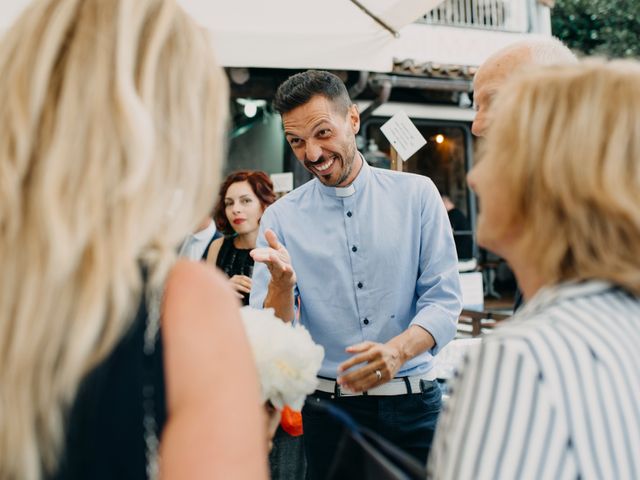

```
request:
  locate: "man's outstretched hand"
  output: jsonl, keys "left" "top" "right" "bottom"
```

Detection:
{"left": 250, "top": 229, "right": 296, "bottom": 289}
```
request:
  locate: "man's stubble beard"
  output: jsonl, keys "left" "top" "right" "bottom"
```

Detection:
{"left": 330, "top": 141, "right": 357, "bottom": 187}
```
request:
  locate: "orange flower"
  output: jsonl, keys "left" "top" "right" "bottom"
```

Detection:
{"left": 280, "top": 406, "right": 304, "bottom": 437}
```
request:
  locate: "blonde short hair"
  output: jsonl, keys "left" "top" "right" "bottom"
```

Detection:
{"left": 0, "top": 0, "right": 227, "bottom": 478}
{"left": 483, "top": 60, "right": 640, "bottom": 294}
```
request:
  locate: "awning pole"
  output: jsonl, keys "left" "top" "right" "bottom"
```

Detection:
{"left": 349, "top": 0, "right": 400, "bottom": 38}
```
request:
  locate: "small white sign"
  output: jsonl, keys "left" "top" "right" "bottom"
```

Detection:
{"left": 270, "top": 172, "right": 294, "bottom": 193}
{"left": 379, "top": 111, "right": 427, "bottom": 161}
{"left": 459, "top": 271, "right": 484, "bottom": 312}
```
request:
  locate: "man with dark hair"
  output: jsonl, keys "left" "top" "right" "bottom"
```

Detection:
{"left": 251, "top": 70, "right": 462, "bottom": 479}
{"left": 272, "top": 69, "right": 353, "bottom": 119}
{"left": 272, "top": 70, "right": 359, "bottom": 188}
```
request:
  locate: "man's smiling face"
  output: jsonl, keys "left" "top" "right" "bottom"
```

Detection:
{"left": 282, "top": 95, "right": 361, "bottom": 187}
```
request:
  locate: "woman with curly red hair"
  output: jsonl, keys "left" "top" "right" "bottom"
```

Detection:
{"left": 206, "top": 170, "right": 276, "bottom": 305}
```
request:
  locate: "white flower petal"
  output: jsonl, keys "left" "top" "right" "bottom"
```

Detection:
{"left": 240, "top": 306, "right": 324, "bottom": 410}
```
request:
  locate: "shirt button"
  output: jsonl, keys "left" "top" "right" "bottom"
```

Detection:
{"left": 347, "top": 211, "right": 352, "bottom": 217}
{"left": 357, "top": 282, "right": 363, "bottom": 289}
{"left": 363, "top": 318, "right": 370, "bottom": 325}
{"left": 352, "top": 246, "right": 358, "bottom": 252}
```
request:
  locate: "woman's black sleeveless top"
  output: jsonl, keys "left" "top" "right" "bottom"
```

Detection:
{"left": 52, "top": 289, "right": 166, "bottom": 480}
{"left": 215, "top": 236, "right": 254, "bottom": 306}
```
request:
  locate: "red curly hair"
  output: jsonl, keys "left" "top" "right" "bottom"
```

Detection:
{"left": 213, "top": 170, "right": 276, "bottom": 235}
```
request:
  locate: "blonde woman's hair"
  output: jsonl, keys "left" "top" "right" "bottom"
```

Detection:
{"left": 483, "top": 60, "right": 640, "bottom": 294}
{"left": 0, "top": 0, "right": 228, "bottom": 478}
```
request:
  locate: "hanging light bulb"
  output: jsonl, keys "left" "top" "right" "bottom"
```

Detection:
{"left": 435, "top": 134, "right": 444, "bottom": 144}
{"left": 237, "top": 98, "right": 267, "bottom": 118}
{"left": 244, "top": 103, "right": 258, "bottom": 118}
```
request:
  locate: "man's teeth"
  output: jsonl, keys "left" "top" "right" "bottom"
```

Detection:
{"left": 316, "top": 158, "right": 335, "bottom": 172}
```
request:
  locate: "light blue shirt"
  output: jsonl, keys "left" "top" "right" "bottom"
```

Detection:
{"left": 178, "top": 219, "right": 217, "bottom": 261}
{"left": 251, "top": 160, "right": 462, "bottom": 378}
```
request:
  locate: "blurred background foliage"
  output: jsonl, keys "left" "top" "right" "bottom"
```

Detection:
{"left": 551, "top": 0, "right": 640, "bottom": 58}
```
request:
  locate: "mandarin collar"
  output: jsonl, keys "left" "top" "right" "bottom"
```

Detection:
{"left": 316, "top": 153, "right": 370, "bottom": 198}
{"left": 517, "top": 280, "right": 616, "bottom": 319}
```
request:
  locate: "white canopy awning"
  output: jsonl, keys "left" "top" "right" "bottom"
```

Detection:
{"left": 4, "top": 1, "right": 535, "bottom": 73}
{"left": 0, "top": 1, "right": 445, "bottom": 73}
{"left": 180, "top": 0, "right": 444, "bottom": 71}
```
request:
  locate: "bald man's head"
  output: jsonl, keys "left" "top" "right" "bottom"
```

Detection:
{"left": 472, "top": 38, "right": 577, "bottom": 136}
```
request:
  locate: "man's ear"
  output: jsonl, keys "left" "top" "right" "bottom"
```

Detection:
{"left": 349, "top": 104, "right": 360, "bottom": 134}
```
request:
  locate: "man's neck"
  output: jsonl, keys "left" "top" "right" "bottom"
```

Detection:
{"left": 336, "top": 151, "right": 364, "bottom": 188}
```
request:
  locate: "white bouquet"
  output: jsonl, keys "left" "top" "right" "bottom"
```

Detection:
{"left": 240, "top": 306, "right": 324, "bottom": 411}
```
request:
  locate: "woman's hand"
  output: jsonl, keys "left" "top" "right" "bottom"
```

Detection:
{"left": 229, "top": 275, "right": 252, "bottom": 298}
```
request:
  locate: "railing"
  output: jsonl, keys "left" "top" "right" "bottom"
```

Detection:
{"left": 417, "top": 0, "right": 531, "bottom": 33}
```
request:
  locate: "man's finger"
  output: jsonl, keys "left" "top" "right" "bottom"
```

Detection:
{"left": 251, "top": 247, "right": 276, "bottom": 263}
{"left": 341, "top": 375, "right": 380, "bottom": 393}
{"left": 337, "top": 349, "right": 374, "bottom": 373}
{"left": 345, "top": 341, "right": 375, "bottom": 354}
{"left": 264, "top": 229, "right": 281, "bottom": 250}
{"left": 338, "top": 362, "right": 382, "bottom": 385}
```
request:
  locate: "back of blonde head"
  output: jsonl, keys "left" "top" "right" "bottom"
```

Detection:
{"left": 484, "top": 60, "right": 640, "bottom": 293}
{"left": 0, "top": 0, "right": 228, "bottom": 478}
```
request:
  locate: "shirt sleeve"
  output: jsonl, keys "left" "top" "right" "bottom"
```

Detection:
{"left": 428, "top": 337, "right": 562, "bottom": 479}
{"left": 410, "top": 179, "right": 462, "bottom": 354}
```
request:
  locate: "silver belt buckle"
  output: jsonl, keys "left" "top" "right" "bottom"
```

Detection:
{"left": 335, "top": 383, "right": 363, "bottom": 397}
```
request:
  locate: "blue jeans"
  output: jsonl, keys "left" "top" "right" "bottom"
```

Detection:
{"left": 302, "top": 379, "right": 442, "bottom": 480}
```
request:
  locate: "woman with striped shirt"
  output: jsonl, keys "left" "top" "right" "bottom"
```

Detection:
{"left": 429, "top": 61, "right": 640, "bottom": 479}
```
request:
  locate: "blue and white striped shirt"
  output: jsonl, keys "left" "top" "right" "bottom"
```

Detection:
{"left": 250, "top": 160, "right": 462, "bottom": 378}
{"left": 429, "top": 280, "right": 640, "bottom": 479}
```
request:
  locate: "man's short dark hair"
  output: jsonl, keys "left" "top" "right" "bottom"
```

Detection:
{"left": 273, "top": 70, "right": 352, "bottom": 115}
